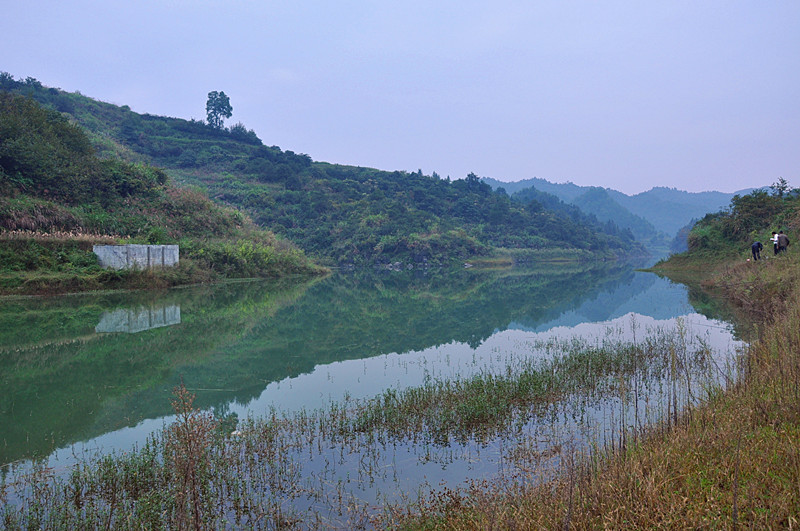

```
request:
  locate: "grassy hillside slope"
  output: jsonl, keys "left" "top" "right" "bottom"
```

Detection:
{"left": 1, "top": 74, "right": 647, "bottom": 267}
{"left": 660, "top": 188, "right": 799, "bottom": 265}
{"left": 0, "top": 91, "right": 325, "bottom": 295}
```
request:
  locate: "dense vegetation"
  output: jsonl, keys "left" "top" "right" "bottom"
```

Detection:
{"left": 513, "top": 184, "right": 672, "bottom": 253}
{"left": 669, "top": 184, "right": 800, "bottom": 261}
{"left": 0, "top": 88, "right": 324, "bottom": 294}
{"left": 511, "top": 186, "right": 639, "bottom": 247}
{"left": 1, "top": 73, "right": 646, "bottom": 267}
{"left": 570, "top": 187, "right": 667, "bottom": 248}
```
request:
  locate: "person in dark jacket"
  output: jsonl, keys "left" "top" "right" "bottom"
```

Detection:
{"left": 751, "top": 240, "right": 763, "bottom": 261}
{"left": 777, "top": 231, "right": 790, "bottom": 253}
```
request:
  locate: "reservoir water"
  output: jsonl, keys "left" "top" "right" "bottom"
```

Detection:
{"left": 0, "top": 263, "right": 744, "bottom": 522}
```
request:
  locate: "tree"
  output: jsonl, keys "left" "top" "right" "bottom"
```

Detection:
{"left": 206, "top": 91, "right": 232, "bottom": 129}
{"left": 770, "top": 177, "right": 789, "bottom": 197}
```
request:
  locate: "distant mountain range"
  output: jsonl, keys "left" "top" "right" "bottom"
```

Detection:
{"left": 483, "top": 177, "right": 754, "bottom": 251}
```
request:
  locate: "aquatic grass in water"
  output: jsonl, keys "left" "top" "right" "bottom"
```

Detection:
{"left": 1, "top": 317, "right": 742, "bottom": 529}
{"left": 399, "top": 259, "right": 800, "bottom": 529}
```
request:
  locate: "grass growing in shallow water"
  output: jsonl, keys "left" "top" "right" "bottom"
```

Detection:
{"left": 392, "top": 260, "right": 800, "bottom": 529}
{"left": 1, "top": 318, "right": 740, "bottom": 529}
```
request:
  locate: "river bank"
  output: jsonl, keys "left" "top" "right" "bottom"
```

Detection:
{"left": 0, "top": 231, "right": 329, "bottom": 297}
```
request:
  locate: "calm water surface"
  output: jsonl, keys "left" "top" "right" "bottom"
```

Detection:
{"left": 1, "top": 263, "right": 744, "bottom": 518}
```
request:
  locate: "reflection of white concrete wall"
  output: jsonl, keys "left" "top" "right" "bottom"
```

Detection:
{"left": 93, "top": 245, "right": 179, "bottom": 270}
{"left": 95, "top": 305, "right": 181, "bottom": 333}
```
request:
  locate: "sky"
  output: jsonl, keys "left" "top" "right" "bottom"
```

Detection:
{"left": 3, "top": 1, "right": 799, "bottom": 195}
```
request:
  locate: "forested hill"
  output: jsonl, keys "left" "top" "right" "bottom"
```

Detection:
{"left": 1, "top": 75, "right": 647, "bottom": 266}
{"left": 483, "top": 177, "right": 751, "bottom": 245}
{"left": 0, "top": 90, "right": 324, "bottom": 292}
{"left": 676, "top": 186, "right": 800, "bottom": 260}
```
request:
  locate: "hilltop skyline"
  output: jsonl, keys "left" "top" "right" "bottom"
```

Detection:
{"left": 3, "top": 1, "right": 799, "bottom": 195}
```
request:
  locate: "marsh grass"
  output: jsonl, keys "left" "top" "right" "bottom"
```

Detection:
{"left": 0, "top": 316, "right": 735, "bottom": 529}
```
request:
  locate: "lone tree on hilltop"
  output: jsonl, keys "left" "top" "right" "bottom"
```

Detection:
{"left": 770, "top": 177, "right": 790, "bottom": 197}
{"left": 206, "top": 91, "right": 232, "bottom": 129}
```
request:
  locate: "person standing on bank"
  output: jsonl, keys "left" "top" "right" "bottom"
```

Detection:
{"left": 751, "top": 240, "right": 763, "bottom": 261}
{"left": 777, "top": 231, "right": 790, "bottom": 253}
{"left": 771, "top": 231, "right": 780, "bottom": 255}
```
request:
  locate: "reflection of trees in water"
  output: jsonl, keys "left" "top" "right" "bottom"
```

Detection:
{"left": 0, "top": 278, "right": 313, "bottom": 466}
{"left": 1, "top": 264, "right": 735, "bottom": 466}
{"left": 175, "top": 263, "right": 636, "bottom": 409}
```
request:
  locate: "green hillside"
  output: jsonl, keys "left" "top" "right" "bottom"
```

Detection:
{"left": 674, "top": 186, "right": 799, "bottom": 261}
{"left": 0, "top": 89, "right": 324, "bottom": 294}
{"left": 505, "top": 180, "right": 669, "bottom": 253}
{"left": 1, "top": 74, "right": 647, "bottom": 268}
{"left": 510, "top": 186, "right": 638, "bottom": 246}
{"left": 484, "top": 176, "right": 586, "bottom": 201}
{"left": 570, "top": 187, "right": 668, "bottom": 248}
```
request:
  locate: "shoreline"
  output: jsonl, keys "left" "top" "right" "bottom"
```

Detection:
{"left": 399, "top": 250, "right": 800, "bottom": 528}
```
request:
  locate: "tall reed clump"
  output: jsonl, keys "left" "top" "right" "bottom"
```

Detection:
{"left": 163, "top": 382, "right": 218, "bottom": 529}
{"left": 390, "top": 262, "right": 800, "bottom": 529}
{"left": 0, "top": 383, "right": 228, "bottom": 530}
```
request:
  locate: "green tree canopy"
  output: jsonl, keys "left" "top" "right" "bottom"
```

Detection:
{"left": 206, "top": 91, "right": 232, "bottom": 129}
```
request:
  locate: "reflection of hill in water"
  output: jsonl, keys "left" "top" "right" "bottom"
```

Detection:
{"left": 0, "top": 264, "right": 734, "bottom": 466}
{"left": 88, "top": 264, "right": 634, "bottom": 434}
{"left": 512, "top": 271, "right": 696, "bottom": 332}
{"left": 0, "top": 278, "right": 314, "bottom": 466}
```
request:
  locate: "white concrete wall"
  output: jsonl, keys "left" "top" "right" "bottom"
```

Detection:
{"left": 93, "top": 244, "right": 179, "bottom": 270}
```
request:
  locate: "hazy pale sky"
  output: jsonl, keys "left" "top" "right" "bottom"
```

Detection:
{"left": 3, "top": 1, "right": 798, "bottom": 194}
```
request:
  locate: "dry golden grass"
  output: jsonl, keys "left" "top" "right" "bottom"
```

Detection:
{"left": 0, "top": 229, "right": 118, "bottom": 243}
{"left": 392, "top": 254, "right": 800, "bottom": 530}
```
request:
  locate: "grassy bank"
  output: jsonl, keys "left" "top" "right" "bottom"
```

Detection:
{"left": 0, "top": 231, "right": 327, "bottom": 296}
{"left": 393, "top": 253, "right": 800, "bottom": 528}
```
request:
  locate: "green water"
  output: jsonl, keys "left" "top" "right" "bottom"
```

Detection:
{"left": 0, "top": 262, "right": 737, "bottom": 469}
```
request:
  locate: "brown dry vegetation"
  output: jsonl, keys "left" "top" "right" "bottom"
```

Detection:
{"left": 0, "top": 230, "right": 116, "bottom": 243}
{"left": 391, "top": 253, "right": 800, "bottom": 529}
